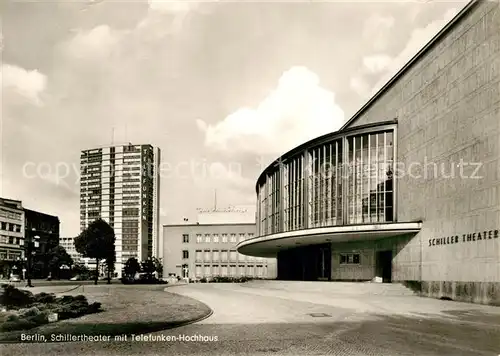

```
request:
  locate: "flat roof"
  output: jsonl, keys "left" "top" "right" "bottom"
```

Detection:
{"left": 164, "top": 223, "right": 256, "bottom": 228}
{"left": 24, "top": 208, "right": 60, "bottom": 220}
{"left": 81, "top": 143, "right": 156, "bottom": 152}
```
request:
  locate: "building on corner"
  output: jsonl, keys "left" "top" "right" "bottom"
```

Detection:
{"left": 0, "top": 198, "right": 25, "bottom": 279}
{"left": 24, "top": 208, "right": 60, "bottom": 278}
{"left": 238, "top": 0, "right": 500, "bottom": 305}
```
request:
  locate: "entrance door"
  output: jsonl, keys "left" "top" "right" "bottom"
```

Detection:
{"left": 376, "top": 250, "right": 392, "bottom": 283}
{"left": 318, "top": 246, "right": 331, "bottom": 280}
{"left": 182, "top": 264, "right": 189, "bottom": 278}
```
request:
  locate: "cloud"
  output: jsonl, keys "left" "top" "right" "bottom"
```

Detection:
{"left": 192, "top": 161, "right": 253, "bottom": 190}
{"left": 368, "top": 7, "right": 459, "bottom": 96}
{"left": 350, "top": 7, "right": 460, "bottom": 98}
{"left": 1, "top": 63, "right": 47, "bottom": 105}
{"left": 64, "top": 25, "right": 122, "bottom": 59}
{"left": 138, "top": 0, "right": 207, "bottom": 35}
{"left": 197, "top": 66, "right": 345, "bottom": 157}
{"left": 362, "top": 13, "right": 395, "bottom": 52}
{"left": 362, "top": 54, "right": 392, "bottom": 74}
{"left": 349, "top": 76, "right": 371, "bottom": 97}
{"left": 147, "top": 0, "right": 199, "bottom": 14}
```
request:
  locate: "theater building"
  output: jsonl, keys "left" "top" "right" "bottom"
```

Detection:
{"left": 237, "top": 0, "right": 499, "bottom": 305}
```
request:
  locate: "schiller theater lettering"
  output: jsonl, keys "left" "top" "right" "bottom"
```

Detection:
{"left": 429, "top": 229, "right": 499, "bottom": 247}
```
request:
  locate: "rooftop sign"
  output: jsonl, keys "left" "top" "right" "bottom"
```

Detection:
{"left": 196, "top": 206, "right": 248, "bottom": 213}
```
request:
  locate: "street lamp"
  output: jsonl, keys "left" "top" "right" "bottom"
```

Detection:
{"left": 20, "top": 235, "right": 40, "bottom": 287}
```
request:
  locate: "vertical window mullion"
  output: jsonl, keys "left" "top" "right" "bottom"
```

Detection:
{"left": 322, "top": 145, "right": 326, "bottom": 226}
{"left": 312, "top": 150, "right": 316, "bottom": 227}
{"left": 368, "top": 135, "right": 371, "bottom": 223}
{"left": 383, "top": 132, "right": 387, "bottom": 221}
{"left": 375, "top": 134, "right": 379, "bottom": 222}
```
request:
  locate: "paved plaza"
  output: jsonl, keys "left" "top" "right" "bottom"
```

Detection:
{"left": 1, "top": 281, "right": 500, "bottom": 356}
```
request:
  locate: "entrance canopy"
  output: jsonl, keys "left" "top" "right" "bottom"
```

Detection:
{"left": 237, "top": 222, "right": 422, "bottom": 258}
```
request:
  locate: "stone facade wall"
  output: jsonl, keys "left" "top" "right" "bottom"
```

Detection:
{"left": 344, "top": 0, "right": 500, "bottom": 304}
{"left": 330, "top": 234, "right": 415, "bottom": 281}
{"left": 163, "top": 224, "right": 277, "bottom": 279}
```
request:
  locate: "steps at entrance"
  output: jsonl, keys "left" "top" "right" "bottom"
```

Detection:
{"left": 246, "top": 280, "right": 416, "bottom": 296}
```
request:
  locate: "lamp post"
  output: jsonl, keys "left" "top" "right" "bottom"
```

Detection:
{"left": 21, "top": 234, "right": 40, "bottom": 288}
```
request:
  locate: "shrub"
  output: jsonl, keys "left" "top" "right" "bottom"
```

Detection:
{"left": 5, "top": 313, "right": 19, "bottom": 323}
{"left": 25, "top": 310, "right": 51, "bottom": 325}
{"left": 0, "top": 318, "right": 38, "bottom": 332}
{"left": 0, "top": 285, "right": 34, "bottom": 309}
{"left": 200, "top": 277, "right": 207, "bottom": 283}
{"left": 19, "top": 307, "right": 41, "bottom": 318}
{"left": 33, "top": 292, "right": 57, "bottom": 304}
{"left": 88, "top": 302, "right": 102, "bottom": 314}
{"left": 56, "top": 295, "right": 77, "bottom": 304}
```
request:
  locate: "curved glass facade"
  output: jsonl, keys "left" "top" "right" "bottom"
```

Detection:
{"left": 256, "top": 125, "right": 395, "bottom": 237}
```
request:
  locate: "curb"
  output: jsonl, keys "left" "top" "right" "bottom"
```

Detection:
{"left": 161, "top": 306, "right": 214, "bottom": 330}
{"left": 163, "top": 283, "right": 189, "bottom": 290}
{"left": 58, "top": 285, "right": 83, "bottom": 294}
{"left": 161, "top": 289, "right": 214, "bottom": 328}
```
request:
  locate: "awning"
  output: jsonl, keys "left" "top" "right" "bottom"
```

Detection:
{"left": 237, "top": 222, "right": 422, "bottom": 258}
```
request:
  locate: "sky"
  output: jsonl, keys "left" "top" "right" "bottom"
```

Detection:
{"left": 1, "top": 0, "right": 469, "bottom": 237}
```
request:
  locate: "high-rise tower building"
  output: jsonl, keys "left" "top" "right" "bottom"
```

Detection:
{"left": 79, "top": 144, "right": 161, "bottom": 277}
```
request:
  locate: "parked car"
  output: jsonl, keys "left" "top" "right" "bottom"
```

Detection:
{"left": 9, "top": 275, "right": 21, "bottom": 282}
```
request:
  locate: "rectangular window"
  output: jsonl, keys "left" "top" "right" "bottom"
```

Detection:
{"left": 238, "top": 233, "right": 245, "bottom": 242}
{"left": 195, "top": 265, "right": 202, "bottom": 277}
{"left": 230, "top": 234, "right": 237, "bottom": 243}
{"left": 204, "top": 250, "right": 210, "bottom": 261}
{"left": 238, "top": 265, "right": 245, "bottom": 276}
{"left": 221, "top": 234, "right": 228, "bottom": 243}
{"left": 212, "top": 234, "right": 219, "bottom": 243}
{"left": 221, "top": 250, "right": 228, "bottom": 262}
{"left": 340, "top": 253, "right": 360, "bottom": 265}
{"left": 212, "top": 250, "right": 220, "bottom": 262}
{"left": 229, "top": 250, "right": 237, "bottom": 262}
{"left": 204, "top": 265, "right": 211, "bottom": 277}
{"left": 205, "top": 234, "right": 211, "bottom": 243}
{"left": 221, "top": 265, "right": 228, "bottom": 276}
{"left": 182, "top": 250, "right": 189, "bottom": 259}
{"left": 182, "top": 234, "right": 189, "bottom": 243}
{"left": 196, "top": 234, "right": 202, "bottom": 243}
{"left": 195, "top": 250, "right": 202, "bottom": 262}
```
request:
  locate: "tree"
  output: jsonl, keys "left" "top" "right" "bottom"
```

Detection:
{"left": 74, "top": 219, "right": 115, "bottom": 285}
{"left": 72, "top": 263, "right": 89, "bottom": 277}
{"left": 124, "top": 257, "right": 141, "bottom": 280}
{"left": 152, "top": 257, "right": 163, "bottom": 279}
{"left": 141, "top": 258, "right": 156, "bottom": 281}
{"left": 46, "top": 246, "right": 74, "bottom": 278}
